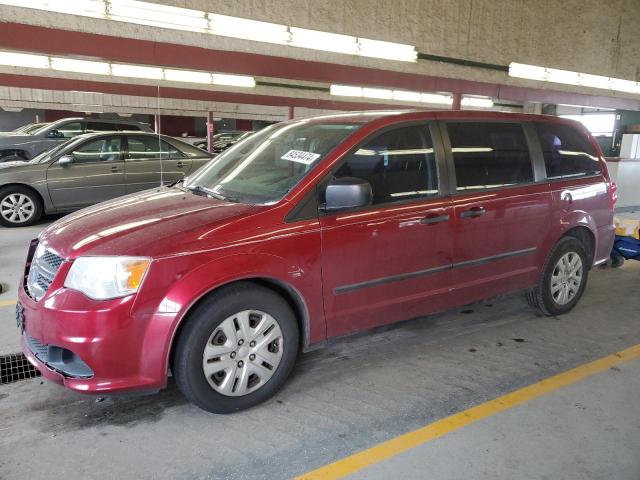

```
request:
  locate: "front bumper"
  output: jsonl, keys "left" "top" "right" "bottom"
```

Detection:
{"left": 19, "top": 279, "right": 170, "bottom": 394}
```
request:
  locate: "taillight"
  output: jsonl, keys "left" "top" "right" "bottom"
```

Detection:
{"left": 609, "top": 182, "right": 617, "bottom": 209}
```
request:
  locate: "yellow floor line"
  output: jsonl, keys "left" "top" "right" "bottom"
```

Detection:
{"left": 296, "top": 343, "right": 640, "bottom": 480}
{"left": 0, "top": 300, "right": 17, "bottom": 308}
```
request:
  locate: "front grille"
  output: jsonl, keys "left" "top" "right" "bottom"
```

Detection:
{"left": 25, "top": 246, "right": 64, "bottom": 301}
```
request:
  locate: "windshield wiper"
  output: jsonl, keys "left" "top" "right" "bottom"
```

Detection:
{"left": 185, "top": 185, "right": 238, "bottom": 203}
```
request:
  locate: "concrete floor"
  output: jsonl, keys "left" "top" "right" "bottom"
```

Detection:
{"left": 0, "top": 219, "right": 639, "bottom": 480}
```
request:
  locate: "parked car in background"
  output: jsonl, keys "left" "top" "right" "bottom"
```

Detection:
{"left": 0, "top": 131, "right": 212, "bottom": 226}
{"left": 17, "top": 110, "right": 615, "bottom": 413}
{"left": 192, "top": 131, "right": 254, "bottom": 152}
{"left": 11, "top": 122, "right": 49, "bottom": 134}
{"left": 0, "top": 117, "right": 152, "bottom": 162}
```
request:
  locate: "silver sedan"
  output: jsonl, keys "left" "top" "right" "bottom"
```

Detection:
{"left": 0, "top": 132, "right": 213, "bottom": 227}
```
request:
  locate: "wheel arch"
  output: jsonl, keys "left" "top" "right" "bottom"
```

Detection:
{"left": 167, "top": 276, "right": 312, "bottom": 374}
{"left": 561, "top": 225, "right": 596, "bottom": 267}
{"left": 0, "top": 182, "right": 46, "bottom": 209}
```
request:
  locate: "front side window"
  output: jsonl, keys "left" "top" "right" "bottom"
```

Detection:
{"left": 70, "top": 136, "right": 122, "bottom": 163}
{"left": 447, "top": 122, "right": 533, "bottom": 191}
{"left": 57, "top": 122, "right": 84, "bottom": 138}
{"left": 536, "top": 123, "right": 601, "bottom": 179}
{"left": 185, "top": 122, "right": 362, "bottom": 204}
{"left": 334, "top": 124, "right": 438, "bottom": 204}
{"left": 127, "top": 135, "right": 183, "bottom": 160}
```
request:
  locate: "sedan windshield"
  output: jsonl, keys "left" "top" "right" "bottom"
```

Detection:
{"left": 30, "top": 138, "right": 77, "bottom": 163}
{"left": 184, "top": 121, "right": 362, "bottom": 204}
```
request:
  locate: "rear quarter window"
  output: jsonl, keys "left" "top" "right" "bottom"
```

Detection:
{"left": 536, "top": 122, "right": 601, "bottom": 179}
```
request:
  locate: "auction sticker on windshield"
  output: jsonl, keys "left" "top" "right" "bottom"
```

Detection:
{"left": 281, "top": 149, "right": 321, "bottom": 165}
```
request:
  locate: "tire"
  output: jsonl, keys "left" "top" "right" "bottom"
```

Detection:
{"left": 0, "top": 186, "right": 43, "bottom": 227}
{"left": 527, "top": 237, "right": 589, "bottom": 316}
{"left": 174, "top": 282, "right": 299, "bottom": 413}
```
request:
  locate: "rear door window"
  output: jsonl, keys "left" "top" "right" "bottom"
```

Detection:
{"left": 334, "top": 124, "right": 439, "bottom": 205}
{"left": 86, "top": 121, "right": 118, "bottom": 133}
{"left": 447, "top": 122, "right": 533, "bottom": 191}
{"left": 535, "top": 123, "right": 601, "bottom": 179}
{"left": 119, "top": 123, "right": 141, "bottom": 131}
{"left": 126, "top": 135, "right": 184, "bottom": 160}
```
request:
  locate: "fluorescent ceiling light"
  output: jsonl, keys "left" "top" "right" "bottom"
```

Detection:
{"left": 358, "top": 38, "right": 417, "bottom": 62}
{"left": 164, "top": 69, "right": 212, "bottom": 84}
{"left": 461, "top": 97, "right": 494, "bottom": 108}
{"left": 289, "top": 27, "right": 359, "bottom": 55}
{"left": 509, "top": 62, "right": 640, "bottom": 95}
{"left": 393, "top": 90, "right": 422, "bottom": 102}
{"left": 363, "top": 87, "right": 393, "bottom": 100}
{"left": 0, "top": 0, "right": 418, "bottom": 62}
{"left": 111, "top": 63, "right": 163, "bottom": 79}
{"left": 107, "top": 0, "right": 208, "bottom": 32}
{"left": 0, "top": 51, "right": 49, "bottom": 69}
{"left": 420, "top": 93, "right": 453, "bottom": 105}
{"left": 51, "top": 57, "right": 110, "bottom": 75}
{"left": 212, "top": 73, "right": 256, "bottom": 88}
{"left": 210, "top": 14, "right": 290, "bottom": 44}
{"left": 330, "top": 85, "right": 363, "bottom": 97}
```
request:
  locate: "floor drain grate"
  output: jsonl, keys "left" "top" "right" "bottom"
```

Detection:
{"left": 0, "top": 352, "right": 40, "bottom": 385}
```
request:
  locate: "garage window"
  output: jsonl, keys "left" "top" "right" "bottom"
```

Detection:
{"left": 334, "top": 124, "right": 438, "bottom": 204}
{"left": 536, "top": 123, "right": 601, "bottom": 179}
{"left": 447, "top": 122, "right": 533, "bottom": 191}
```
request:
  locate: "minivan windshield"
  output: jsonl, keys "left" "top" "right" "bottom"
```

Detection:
{"left": 183, "top": 121, "right": 362, "bottom": 204}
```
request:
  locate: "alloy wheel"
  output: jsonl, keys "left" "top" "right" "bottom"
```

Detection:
{"left": 0, "top": 193, "right": 35, "bottom": 224}
{"left": 202, "top": 310, "right": 284, "bottom": 397}
{"left": 550, "top": 252, "right": 583, "bottom": 306}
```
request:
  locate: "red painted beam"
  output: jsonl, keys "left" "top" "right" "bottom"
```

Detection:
{"left": 0, "top": 22, "right": 638, "bottom": 111}
{"left": 0, "top": 73, "right": 402, "bottom": 111}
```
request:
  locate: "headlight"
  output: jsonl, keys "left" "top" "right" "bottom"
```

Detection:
{"left": 64, "top": 256, "right": 151, "bottom": 300}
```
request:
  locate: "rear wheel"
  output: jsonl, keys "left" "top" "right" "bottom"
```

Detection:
{"left": 0, "top": 186, "right": 43, "bottom": 227}
{"left": 174, "top": 282, "right": 299, "bottom": 413}
{"left": 527, "top": 237, "right": 589, "bottom": 316}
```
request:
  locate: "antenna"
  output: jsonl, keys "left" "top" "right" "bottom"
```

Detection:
{"left": 157, "top": 85, "right": 164, "bottom": 188}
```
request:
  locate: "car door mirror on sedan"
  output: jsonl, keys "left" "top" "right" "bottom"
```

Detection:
{"left": 57, "top": 155, "right": 74, "bottom": 166}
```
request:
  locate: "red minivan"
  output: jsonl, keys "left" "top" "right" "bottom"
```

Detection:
{"left": 17, "top": 110, "right": 616, "bottom": 413}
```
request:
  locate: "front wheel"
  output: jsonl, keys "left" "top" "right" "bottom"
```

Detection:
{"left": 527, "top": 237, "right": 589, "bottom": 316}
{"left": 174, "top": 282, "right": 299, "bottom": 413}
{"left": 0, "top": 186, "right": 43, "bottom": 227}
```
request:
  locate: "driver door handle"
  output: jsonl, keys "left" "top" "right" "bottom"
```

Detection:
{"left": 420, "top": 213, "right": 450, "bottom": 225}
{"left": 460, "top": 206, "right": 486, "bottom": 218}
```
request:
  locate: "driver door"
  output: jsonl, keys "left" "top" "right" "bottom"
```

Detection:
{"left": 46, "top": 135, "right": 126, "bottom": 210}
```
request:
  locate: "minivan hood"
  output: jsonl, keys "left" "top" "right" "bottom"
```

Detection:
{"left": 0, "top": 161, "right": 29, "bottom": 169}
{"left": 41, "top": 187, "right": 262, "bottom": 258}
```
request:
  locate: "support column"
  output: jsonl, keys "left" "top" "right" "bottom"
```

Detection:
{"left": 154, "top": 113, "right": 161, "bottom": 133}
{"left": 288, "top": 106, "right": 295, "bottom": 120}
{"left": 206, "top": 111, "right": 215, "bottom": 153}
{"left": 452, "top": 93, "right": 462, "bottom": 110}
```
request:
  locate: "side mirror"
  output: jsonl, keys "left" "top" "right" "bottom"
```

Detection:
{"left": 57, "top": 155, "right": 74, "bottom": 166}
{"left": 324, "top": 177, "right": 372, "bottom": 212}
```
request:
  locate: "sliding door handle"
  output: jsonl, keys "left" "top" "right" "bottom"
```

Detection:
{"left": 420, "top": 214, "right": 450, "bottom": 225}
{"left": 460, "top": 207, "right": 486, "bottom": 218}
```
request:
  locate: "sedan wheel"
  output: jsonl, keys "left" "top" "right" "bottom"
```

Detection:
{"left": 0, "top": 187, "right": 42, "bottom": 227}
{"left": 203, "top": 310, "right": 284, "bottom": 397}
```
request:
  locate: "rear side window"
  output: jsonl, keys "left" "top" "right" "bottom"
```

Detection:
{"left": 536, "top": 123, "right": 601, "bottom": 179}
{"left": 447, "top": 122, "right": 533, "bottom": 191}
{"left": 126, "top": 135, "right": 184, "bottom": 160}
{"left": 334, "top": 124, "right": 438, "bottom": 204}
